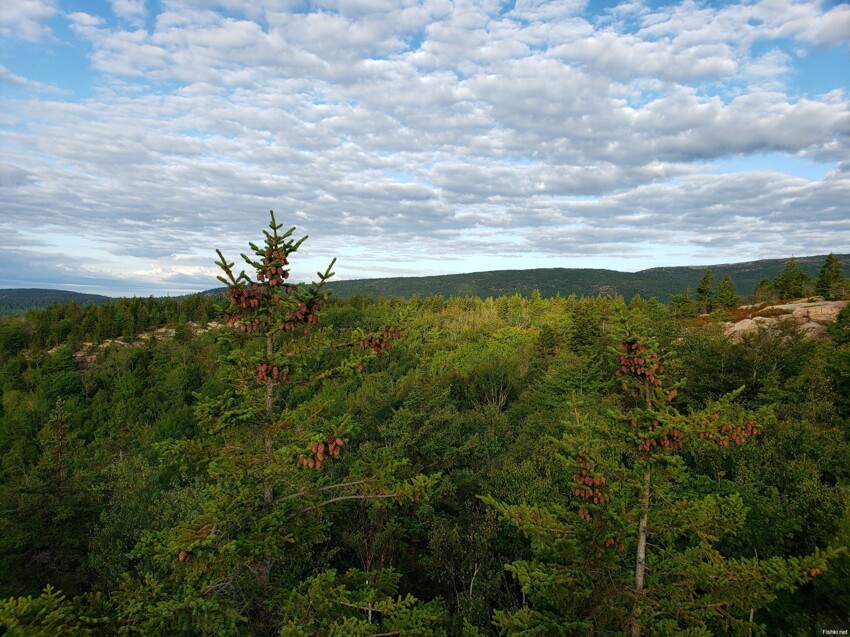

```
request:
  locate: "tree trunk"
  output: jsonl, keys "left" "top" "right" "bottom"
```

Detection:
{"left": 631, "top": 465, "right": 651, "bottom": 637}
{"left": 263, "top": 333, "right": 274, "bottom": 506}
{"left": 259, "top": 334, "right": 274, "bottom": 588}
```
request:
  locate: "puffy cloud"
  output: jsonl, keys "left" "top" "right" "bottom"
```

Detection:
{"left": 554, "top": 31, "right": 739, "bottom": 82}
{"left": 110, "top": 0, "right": 147, "bottom": 26}
{"left": 0, "top": 0, "right": 58, "bottom": 41}
{"left": 637, "top": 0, "right": 850, "bottom": 50}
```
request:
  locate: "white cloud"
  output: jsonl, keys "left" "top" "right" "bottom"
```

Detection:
{"left": 110, "top": 0, "right": 147, "bottom": 26}
{"left": 0, "top": 0, "right": 58, "bottom": 41}
{"left": 636, "top": 0, "right": 850, "bottom": 51}
{"left": 753, "top": 0, "right": 850, "bottom": 48}
{"left": 555, "top": 30, "right": 738, "bottom": 81}
{"left": 0, "top": 64, "right": 67, "bottom": 94}
{"left": 805, "top": 3, "right": 850, "bottom": 47}
{"left": 0, "top": 65, "right": 29, "bottom": 87}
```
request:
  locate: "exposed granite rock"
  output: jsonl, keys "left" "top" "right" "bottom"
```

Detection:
{"left": 804, "top": 304, "right": 844, "bottom": 323}
{"left": 725, "top": 319, "right": 757, "bottom": 339}
{"left": 724, "top": 298, "right": 847, "bottom": 341}
{"left": 52, "top": 321, "right": 226, "bottom": 368}
{"left": 799, "top": 321, "right": 828, "bottom": 337}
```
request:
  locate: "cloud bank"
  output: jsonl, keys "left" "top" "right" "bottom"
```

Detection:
{"left": 1, "top": 0, "right": 848, "bottom": 295}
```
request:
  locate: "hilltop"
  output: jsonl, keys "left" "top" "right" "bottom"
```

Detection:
{"left": 325, "top": 253, "right": 849, "bottom": 300}
{"left": 0, "top": 289, "right": 112, "bottom": 315}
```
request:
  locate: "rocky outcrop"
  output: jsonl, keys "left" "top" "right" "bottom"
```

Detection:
{"left": 724, "top": 316, "right": 779, "bottom": 340}
{"left": 48, "top": 321, "right": 225, "bottom": 368}
{"left": 724, "top": 299, "right": 846, "bottom": 341}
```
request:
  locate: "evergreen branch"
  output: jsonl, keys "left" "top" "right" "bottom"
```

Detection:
{"left": 311, "top": 257, "right": 337, "bottom": 295}
{"left": 240, "top": 252, "right": 263, "bottom": 269}
{"left": 328, "top": 339, "right": 360, "bottom": 350}
{"left": 214, "top": 249, "right": 240, "bottom": 285}
{"left": 274, "top": 478, "right": 377, "bottom": 505}
{"left": 285, "top": 493, "right": 399, "bottom": 520}
{"left": 334, "top": 600, "right": 382, "bottom": 613}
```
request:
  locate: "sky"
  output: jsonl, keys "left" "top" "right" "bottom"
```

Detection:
{"left": 1, "top": 0, "right": 849, "bottom": 296}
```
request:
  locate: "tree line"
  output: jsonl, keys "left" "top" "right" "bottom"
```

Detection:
{"left": 2, "top": 294, "right": 217, "bottom": 352}
{"left": 669, "top": 253, "right": 846, "bottom": 317}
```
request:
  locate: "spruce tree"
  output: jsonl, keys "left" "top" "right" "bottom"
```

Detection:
{"left": 668, "top": 286, "right": 697, "bottom": 319}
{"left": 214, "top": 210, "right": 335, "bottom": 546}
{"left": 749, "top": 278, "right": 775, "bottom": 304}
{"left": 105, "top": 211, "right": 430, "bottom": 635}
{"left": 695, "top": 267, "right": 714, "bottom": 313}
{"left": 713, "top": 273, "right": 741, "bottom": 308}
{"left": 816, "top": 253, "right": 844, "bottom": 299}
{"left": 773, "top": 257, "right": 808, "bottom": 300}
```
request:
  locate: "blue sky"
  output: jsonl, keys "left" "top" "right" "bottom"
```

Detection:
{"left": 1, "top": 0, "right": 849, "bottom": 296}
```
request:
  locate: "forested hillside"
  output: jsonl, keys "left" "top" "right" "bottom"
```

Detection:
{"left": 1, "top": 218, "right": 848, "bottom": 635}
{"left": 323, "top": 254, "right": 850, "bottom": 300}
{"left": 0, "top": 289, "right": 112, "bottom": 315}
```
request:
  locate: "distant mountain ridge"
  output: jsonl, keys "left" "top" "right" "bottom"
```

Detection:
{"left": 0, "top": 289, "right": 113, "bottom": 315}
{"left": 2, "top": 254, "right": 847, "bottom": 314}
{"left": 324, "top": 254, "right": 849, "bottom": 302}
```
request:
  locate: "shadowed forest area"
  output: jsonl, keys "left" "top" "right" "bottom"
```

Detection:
{"left": 1, "top": 217, "right": 849, "bottom": 636}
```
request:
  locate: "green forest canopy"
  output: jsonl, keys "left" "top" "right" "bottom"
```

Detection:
{"left": 0, "top": 220, "right": 848, "bottom": 636}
